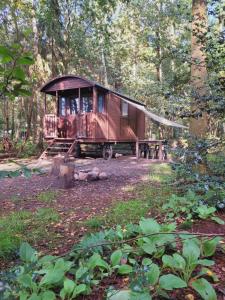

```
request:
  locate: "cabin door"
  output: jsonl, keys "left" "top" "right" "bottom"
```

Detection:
{"left": 58, "top": 97, "right": 77, "bottom": 138}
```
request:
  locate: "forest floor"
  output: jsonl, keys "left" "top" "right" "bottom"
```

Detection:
{"left": 0, "top": 156, "right": 156, "bottom": 257}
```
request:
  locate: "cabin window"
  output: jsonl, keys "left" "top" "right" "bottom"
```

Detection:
{"left": 82, "top": 96, "right": 93, "bottom": 113}
{"left": 97, "top": 94, "right": 105, "bottom": 113}
{"left": 59, "top": 97, "right": 66, "bottom": 116}
{"left": 70, "top": 97, "right": 80, "bottom": 114}
{"left": 121, "top": 100, "right": 128, "bottom": 117}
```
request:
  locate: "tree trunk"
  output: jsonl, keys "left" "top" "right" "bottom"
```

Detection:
{"left": 189, "top": 0, "right": 209, "bottom": 138}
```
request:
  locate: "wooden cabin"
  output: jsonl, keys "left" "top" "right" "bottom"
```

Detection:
{"left": 40, "top": 75, "right": 146, "bottom": 158}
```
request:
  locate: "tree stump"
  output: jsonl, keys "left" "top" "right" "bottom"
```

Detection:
{"left": 51, "top": 156, "right": 65, "bottom": 176}
{"left": 57, "top": 163, "right": 75, "bottom": 189}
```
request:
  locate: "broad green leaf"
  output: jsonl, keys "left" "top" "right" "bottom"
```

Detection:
{"left": 88, "top": 253, "right": 109, "bottom": 270}
{"left": 107, "top": 289, "right": 130, "bottom": 300}
{"left": 162, "top": 253, "right": 186, "bottom": 270}
{"left": 146, "top": 263, "right": 160, "bottom": 285}
{"left": 29, "top": 294, "right": 41, "bottom": 300}
{"left": 63, "top": 278, "right": 75, "bottom": 295}
{"left": 13, "top": 67, "right": 25, "bottom": 81}
{"left": 40, "top": 269, "right": 64, "bottom": 286}
{"left": 41, "top": 291, "right": 56, "bottom": 300}
{"left": 197, "top": 259, "right": 214, "bottom": 266}
{"left": 211, "top": 216, "right": 224, "bottom": 225}
{"left": 202, "top": 237, "right": 221, "bottom": 257}
{"left": 76, "top": 266, "right": 88, "bottom": 280}
{"left": 19, "top": 290, "right": 29, "bottom": 300}
{"left": 72, "top": 284, "right": 87, "bottom": 297}
{"left": 18, "top": 56, "right": 34, "bottom": 65}
{"left": 139, "top": 218, "right": 160, "bottom": 235}
{"left": 0, "top": 46, "right": 12, "bottom": 57}
{"left": 141, "top": 242, "right": 156, "bottom": 255}
{"left": 142, "top": 258, "right": 152, "bottom": 266}
{"left": 192, "top": 278, "right": 217, "bottom": 300}
{"left": 118, "top": 264, "right": 133, "bottom": 275}
{"left": 130, "top": 291, "right": 152, "bottom": 300}
{"left": 182, "top": 240, "right": 200, "bottom": 263}
{"left": 111, "top": 249, "right": 123, "bottom": 266}
{"left": 19, "top": 242, "right": 37, "bottom": 263}
{"left": 159, "top": 274, "right": 187, "bottom": 290}
{"left": 18, "top": 274, "right": 34, "bottom": 289}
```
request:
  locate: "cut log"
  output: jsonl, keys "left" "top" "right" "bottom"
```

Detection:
{"left": 57, "top": 163, "right": 75, "bottom": 188}
{"left": 50, "top": 156, "right": 65, "bottom": 176}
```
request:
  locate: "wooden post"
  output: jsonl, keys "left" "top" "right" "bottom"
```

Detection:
{"left": 93, "top": 86, "right": 97, "bottom": 113}
{"left": 158, "top": 141, "right": 163, "bottom": 160}
{"left": 44, "top": 94, "right": 47, "bottom": 114}
{"left": 136, "top": 140, "right": 139, "bottom": 159}
{"left": 79, "top": 88, "right": 81, "bottom": 112}
{"left": 56, "top": 90, "right": 59, "bottom": 115}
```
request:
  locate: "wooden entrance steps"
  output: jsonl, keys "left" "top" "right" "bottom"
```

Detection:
{"left": 40, "top": 138, "right": 77, "bottom": 159}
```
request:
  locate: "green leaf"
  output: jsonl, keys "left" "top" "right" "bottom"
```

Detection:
{"left": 197, "top": 259, "right": 214, "bottom": 266}
{"left": 19, "top": 242, "right": 37, "bottom": 263}
{"left": 18, "top": 274, "right": 34, "bottom": 289}
{"left": 40, "top": 269, "right": 64, "bottom": 286}
{"left": 18, "top": 56, "right": 34, "bottom": 65}
{"left": 141, "top": 242, "right": 156, "bottom": 255}
{"left": 192, "top": 278, "right": 217, "bottom": 300}
{"left": 72, "top": 284, "right": 87, "bottom": 297}
{"left": 142, "top": 258, "right": 152, "bottom": 266}
{"left": 41, "top": 291, "right": 56, "bottom": 300}
{"left": 107, "top": 289, "right": 130, "bottom": 300}
{"left": 29, "top": 294, "right": 41, "bottom": 300}
{"left": 88, "top": 253, "right": 109, "bottom": 270}
{"left": 111, "top": 249, "right": 123, "bottom": 266}
{"left": 146, "top": 263, "right": 160, "bottom": 285}
{"left": 182, "top": 240, "right": 200, "bottom": 263}
{"left": 76, "top": 266, "right": 88, "bottom": 280}
{"left": 139, "top": 218, "right": 160, "bottom": 235}
{"left": 130, "top": 291, "right": 152, "bottom": 300}
{"left": 159, "top": 274, "right": 187, "bottom": 290}
{"left": 13, "top": 67, "right": 25, "bottom": 81}
{"left": 162, "top": 253, "right": 186, "bottom": 270}
{"left": 19, "top": 291, "right": 29, "bottom": 300}
{"left": 118, "top": 264, "right": 133, "bottom": 275}
{"left": 211, "top": 216, "right": 224, "bottom": 225}
{"left": 202, "top": 237, "right": 221, "bottom": 257}
{"left": 63, "top": 278, "right": 75, "bottom": 295}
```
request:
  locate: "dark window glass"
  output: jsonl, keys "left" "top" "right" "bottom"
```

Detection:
{"left": 70, "top": 97, "right": 80, "bottom": 114}
{"left": 121, "top": 101, "right": 128, "bottom": 116}
{"left": 59, "top": 97, "right": 66, "bottom": 116}
{"left": 98, "top": 95, "right": 104, "bottom": 113}
{"left": 82, "top": 96, "right": 93, "bottom": 112}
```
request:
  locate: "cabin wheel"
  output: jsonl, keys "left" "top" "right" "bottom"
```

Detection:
{"left": 103, "top": 144, "right": 113, "bottom": 160}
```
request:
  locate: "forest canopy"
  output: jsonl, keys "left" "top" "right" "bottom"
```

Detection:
{"left": 0, "top": 0, "right": 224, "bottom": 142}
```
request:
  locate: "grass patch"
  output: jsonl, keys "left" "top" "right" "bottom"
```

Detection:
{"left": 106, "top": 199, "right": 149, "bottom": 225}
{"left": 84, "top": 164, "right": 176, "bottom": 230}
{"left": 0, "top": 208, "right": 60, "bottom": 259}
{"left": 37, "top": 190, "right": 58, "bottom": 203}
{"left": 84, "top": 216, "right": 105, "bottom": 229}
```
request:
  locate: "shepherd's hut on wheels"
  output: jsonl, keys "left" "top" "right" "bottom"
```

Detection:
{"left": 40, "top": 75, "right": 186, "bottom": 159}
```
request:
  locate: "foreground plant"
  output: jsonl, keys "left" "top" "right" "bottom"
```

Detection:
{"left": 1, "top": 218, "right": 222, "bottom": 300}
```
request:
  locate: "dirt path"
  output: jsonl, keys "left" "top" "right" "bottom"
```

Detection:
{"left": 0, "top": 156, "right": 153, "bottom": 218}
